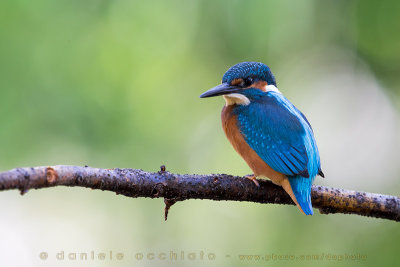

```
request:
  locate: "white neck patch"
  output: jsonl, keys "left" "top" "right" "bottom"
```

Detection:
{"left": 223, "top": 93, "right": 250, "bottom": 106}
{"left": 263, "top": 85, "right": 281, "bottom": 93}
{"left": 223, "top": 85, "right": 280, "bottom": 106}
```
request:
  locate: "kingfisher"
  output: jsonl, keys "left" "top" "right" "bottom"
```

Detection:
{"left": 200, "top": 62, "right": 324, "bottom": 215}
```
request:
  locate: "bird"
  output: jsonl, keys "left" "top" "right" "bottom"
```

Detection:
{"left": 200, "top": 62, "right": 324, "bottom": 215}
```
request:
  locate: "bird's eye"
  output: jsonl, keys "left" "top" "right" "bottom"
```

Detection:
{"left": 230, "top": 78, "right": 254, "bottom": 87}
{"left": 243, "top": 77, "right": 253, "bottom": 87}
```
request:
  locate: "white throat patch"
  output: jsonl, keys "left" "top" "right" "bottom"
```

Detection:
{"left": 223, "top": 85, "right": 281, "bottom": 106}
{"left": 223, "top": 93, "right": 250, "bottom": 106}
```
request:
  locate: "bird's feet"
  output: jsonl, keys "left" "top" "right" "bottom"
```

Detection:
{"left": 245, "top": 174, "right": 260, "bottom": 188}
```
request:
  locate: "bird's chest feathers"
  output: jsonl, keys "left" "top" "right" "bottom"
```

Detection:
{"left": 221, "top": 105, "right": 240, "bottom": 147}
{"left": 221, "top": 105, "right": 283, "bottom": 180}
{"left": 221, "top": 105, "right": 259, "bottom": 161}
{"left": 221, "top": 105, "right": 251, "bottom": 159}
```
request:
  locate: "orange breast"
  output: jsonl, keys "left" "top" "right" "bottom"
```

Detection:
{"left": 221, "top": 105, "right": 286, "bottom": 185}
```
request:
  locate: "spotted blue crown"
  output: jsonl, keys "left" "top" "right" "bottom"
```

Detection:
{"left": 222, "top": 62, "right": 276, "bottom": 86}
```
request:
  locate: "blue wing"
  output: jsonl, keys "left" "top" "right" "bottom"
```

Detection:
{"left": 235, "top": 92, "right": 319, "bottom": 178}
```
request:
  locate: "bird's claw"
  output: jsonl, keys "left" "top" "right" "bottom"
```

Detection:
{"left": 245, "top": 175, "right": 260, "bottom": 188}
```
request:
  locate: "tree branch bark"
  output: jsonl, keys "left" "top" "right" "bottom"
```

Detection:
{"left": 0, "top": 165, "right": 399, "bottom": 221}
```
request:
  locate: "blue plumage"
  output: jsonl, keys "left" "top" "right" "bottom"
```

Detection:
{"left": 200, "top": 61, "right": 323, "bottom": 215}
{"left": 288, "top": 176, "right": 314, "bottom": 215}
{"left": 234, "top": 89, "right": 321, "bottom": 215}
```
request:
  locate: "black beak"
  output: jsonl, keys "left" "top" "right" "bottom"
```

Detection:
{"left": 199, "top": 83, "right": 241, "bottom": 98}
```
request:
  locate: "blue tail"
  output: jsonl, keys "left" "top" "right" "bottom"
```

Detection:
{"left": 288, "top": 176, "right": 314, "bottom": 215}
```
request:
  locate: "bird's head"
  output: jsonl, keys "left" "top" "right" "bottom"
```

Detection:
{"left": 200, "top": 62, "right": 279, "bottom": 105}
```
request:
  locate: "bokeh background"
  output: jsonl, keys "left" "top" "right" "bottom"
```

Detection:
{"left": 0, "top": 0, "right": 399, "bottom": 266}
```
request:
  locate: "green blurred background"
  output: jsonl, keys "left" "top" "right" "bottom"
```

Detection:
{"left": 0, "top": 0, "right": 399, "bottom": 266}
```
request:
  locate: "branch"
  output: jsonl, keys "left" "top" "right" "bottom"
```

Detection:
{"left": 0, "top": 165, "right": 399, "bottom": 222}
